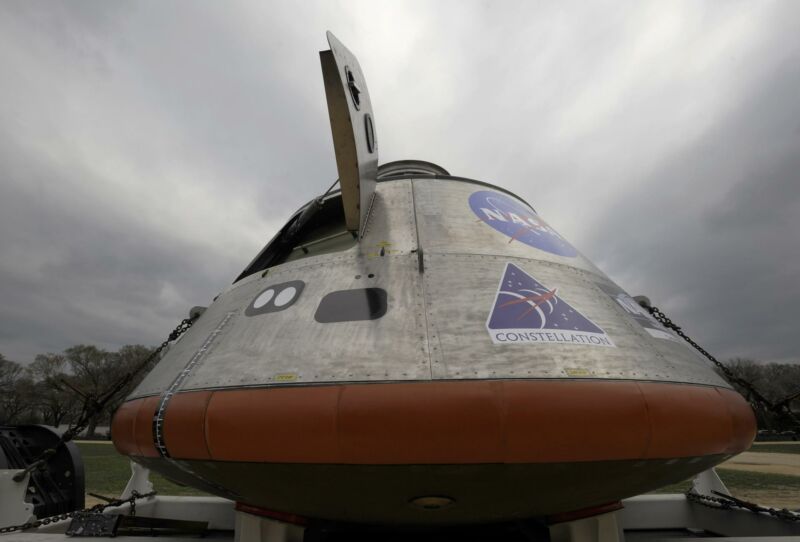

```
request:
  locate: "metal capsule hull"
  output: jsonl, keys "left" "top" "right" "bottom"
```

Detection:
{"left": 112, "top": 174, "right": 756, "bottom": 524}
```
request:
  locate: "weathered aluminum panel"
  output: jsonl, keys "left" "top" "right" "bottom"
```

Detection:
{"left": 131, "top": 174, "right": 729, "bottom": 399}
{"left": 594, "top": 278, "right": 715, "bottom": 373}
{"left": 130, "top": 297, "right": 245, "bottom": 398}
{"left": 420, "top": 252, "right": 726, "bottom": 386}
{"left": 181, "top": 253, "right": 429, "bottom": 390}
{"left": 130, "top": 182, "right": 425, "bottom": 399}
{"left": 357, "top": 180, "right": 417, "bottom": 255}
{"left": 411, "top": 177, "right": 729, "bottom": 388}
{"left": 412, "top": 179, "right": 605, "bottom": 276}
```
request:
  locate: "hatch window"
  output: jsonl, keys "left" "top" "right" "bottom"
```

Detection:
{"left": 235, "top": 193, "right": 355, "bottom": 282}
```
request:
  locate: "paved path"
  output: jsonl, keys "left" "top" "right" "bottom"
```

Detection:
{"left": 719, "top": 452, "right": 800, "bottom": 477}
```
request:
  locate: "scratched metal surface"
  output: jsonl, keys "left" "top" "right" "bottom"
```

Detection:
{"left": 420, "top": 252, "right": 727, "bottom": 386}
{"left": 129, "top": 181, "right": 428, "bottom": 398}
{"left": 412, "top": 178, "right": 727, "bottom": 387}
{"left": 128, "top": 175, "right": 729, "bottom": 400}
{"left": 412, "top": 179, "right": 606, "bottom": 276}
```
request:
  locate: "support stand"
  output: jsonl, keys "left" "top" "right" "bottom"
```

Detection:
{"left": 234, "top": 509, "right": 304, "bottom": 542}
{"left": 0, "top": 470, "right": 35, "bottom": 528}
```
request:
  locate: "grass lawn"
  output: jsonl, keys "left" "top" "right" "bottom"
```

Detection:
{"left": 76, "top": 442, "right": 206, "bottom": 498}
{"left": 651, "top": 468, "right": 800, "bottom": 494}
{"left": 749, "top": 442, "right": 800, "bottom": 455}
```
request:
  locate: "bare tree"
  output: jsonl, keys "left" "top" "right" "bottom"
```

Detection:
{"left": 0, "top": 354, "right": 37, "bottom": 424}
{"left": 61, "top": 344, "right": 155, "bottom": 437}
{"left": 28, "top": 353, "right": 79, "bottom": 427}
{"left": 102, "top": 344, "right": 155, "bottom": 427}
{"left": 63, "top": 345, "right": 116, "bottom": 437}
{"left": 725, "top": 358, "right": 800, "bottom": 430}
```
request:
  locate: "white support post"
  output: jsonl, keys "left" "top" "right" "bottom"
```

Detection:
{"left": 549, "top": 510, "right": 621, "bottom": 542}
{"left": 0, "top": 470, "right": 35, "bottom": 528}
{"left": 691, "top": 467, "right": 730, "bottom": 497}
{"left": 234, "top": 510, "right": 305, "bottom": 542}
{"left": 120, "top": 460, "right": 154, "bottom": 499}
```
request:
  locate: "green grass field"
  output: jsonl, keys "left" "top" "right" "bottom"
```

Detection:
{"left": 749, "top": 442, "right": 800, "bottom": 454}
{"left": 651, "top": 468, "right": 800, "bottom": 494}
{"left": 77, "top": 442, "right": 205, "bottom": 498}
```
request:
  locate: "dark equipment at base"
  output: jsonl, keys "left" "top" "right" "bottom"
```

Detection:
{"left": 65, "top": 513, "right": 207, "bottom": 538}
{"left": 0, "top": 426, "right": 84, "bottom": 520}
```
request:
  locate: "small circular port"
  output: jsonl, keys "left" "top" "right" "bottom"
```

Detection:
{"left": 409, "top": 496, "right": 455, "bottom": 510}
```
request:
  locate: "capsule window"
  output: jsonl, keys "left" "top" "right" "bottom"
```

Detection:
{"left": 314, "top": 288, "right": 388, "bottom": 323}
{"left": 235, "top": 193, "right": 355, "bottom": 282}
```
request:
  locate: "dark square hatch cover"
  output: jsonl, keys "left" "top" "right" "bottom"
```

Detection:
{"left": 314, "top": 288, "right": 388, "bottom": 323}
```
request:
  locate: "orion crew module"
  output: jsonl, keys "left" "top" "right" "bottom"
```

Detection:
{"left": 111, "top": 32, "right": 755, "bottom": 526}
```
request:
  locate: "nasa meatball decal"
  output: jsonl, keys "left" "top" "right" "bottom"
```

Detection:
{"left": 469, "top": 190, "right": 578, "bottom": 257}
{"left": 486, "top": 263, "right": 614, "bottom": 347}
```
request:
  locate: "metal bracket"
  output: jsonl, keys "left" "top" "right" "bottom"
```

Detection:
{"left": 234, "top": 508, "right": 304, "bottom": 542}
{"left": 0, "top": 470, "right": 35, "bottom": 528}
{"left": 120, "top": 461, "right": 154, "bottom": 500}
{"left": 691, "top": 467, "right": 731, "bottom": 497}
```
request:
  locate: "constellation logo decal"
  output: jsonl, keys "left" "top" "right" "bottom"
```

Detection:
{"left": 486, "top": 263, "right": 614, "bottom": 347}
{"left": 469, "top": 190, "right": 578, "bottom": 257}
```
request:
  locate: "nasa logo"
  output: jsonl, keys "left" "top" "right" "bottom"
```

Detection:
{"left": 469, "top": 190, "right": 578, "bottom": 257}
{"left": 486, "top": 263, "right": 614, "bottom": 347}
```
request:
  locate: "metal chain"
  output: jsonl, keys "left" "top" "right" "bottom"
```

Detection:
{"left": 0, "top": 490, "right": 157, "bottom": 534}
{"left": 643, "top": 302, "right": 798, "bottom": 423}
{"left": 642, "top": 301, "right": 800, "bottom": 523}
{"left": 686, "top": 489, "right": 800, "bottom": 522}
{"left": 1, "top": 316, "right": 196, "bottom": 534}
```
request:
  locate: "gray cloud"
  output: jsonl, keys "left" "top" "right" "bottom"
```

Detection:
{"left": 0, "top": 0, "right": 798, "bottom": 363}
{"left": 584, "top": 55, "right": 800, "bottom": 362}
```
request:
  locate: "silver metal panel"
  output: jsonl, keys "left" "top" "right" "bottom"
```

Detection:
{"left": 320, "top": 32, "right": 377, "bottom": 234}
{"left": 426, "top": 253, "right": 727, "bottom": 385}
{"left": 410, "top": 176, "right": 729, "bottom": 387}
{"left": 131, "top": 172, "right": 728, "bottom": 399}
{"left": 130, "top": 181, "right": 424, "bottom": 398}
{"left": 412, "top": 179, "right": 605, "bottom": 276}
{"left": 358, "top": 180, "right": 417, "bottom": 254}
{"left": 181, "top": 252, "right": 429, "bottom": 390}
{"left": 422, "top": 253, "right": 727, "bottom": 385}
{"left": 593, "top": 276, "right": 727, "bottom": 386}
{"left": 130, "top": 297, "right": 247, "bottom": 398}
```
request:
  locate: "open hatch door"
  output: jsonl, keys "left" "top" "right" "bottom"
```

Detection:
{"left": 320, "top": 31, "right": 378, "bottom": 237}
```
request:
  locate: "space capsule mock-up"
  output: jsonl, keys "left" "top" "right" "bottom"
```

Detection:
{"left": 112, "top": 33, "right": 755, "bottom": 525}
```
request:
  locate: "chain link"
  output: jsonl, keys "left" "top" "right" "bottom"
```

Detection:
{"left": 0, "top": 490, "right": 157, "bottom": 535}
{"left": 643, "top": 303, "right": 799, "bottom": 424}
{"left": 1, "top": 316, "right": 196, "bottom": 533}
{"left": 643, "top": 301, "right": 800, "bottom": 523}
{"left": 686, "top": 490, "right": 800, "bottom": 522}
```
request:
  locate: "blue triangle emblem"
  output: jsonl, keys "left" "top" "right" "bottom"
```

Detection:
{"left": 486, "top": 263, "right": 614, "bottom": 347}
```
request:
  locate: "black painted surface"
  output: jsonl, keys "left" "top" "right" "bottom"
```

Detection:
{"left": 315, "top": 288, "right": 388, "bottom": 323}
{"left": 0, "top": 425, "right": 85, "bottom": 518}
{"left": 131, "top": 454, "right": 726, "bottom": 525}
{"left": 245, "top": 280, "right": 305, "bottom": 316}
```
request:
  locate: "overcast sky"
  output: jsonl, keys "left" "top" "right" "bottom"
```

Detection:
{"left": 1, "top": 1, "right": 798, "bottom": 364}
